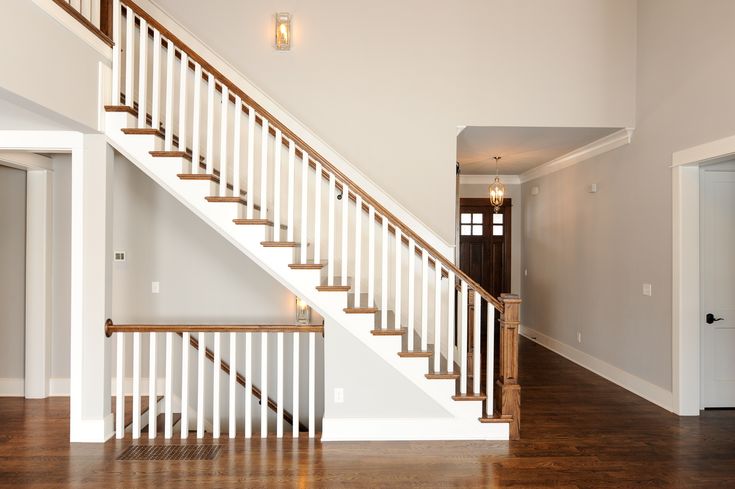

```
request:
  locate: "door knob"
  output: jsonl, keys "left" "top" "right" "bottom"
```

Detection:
{"left": 706, "top": 313, "right": 724, "bottom": 324}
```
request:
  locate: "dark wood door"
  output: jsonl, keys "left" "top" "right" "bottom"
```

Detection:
{"left": 459, "top": 198, "right": 511, "bottom": 298}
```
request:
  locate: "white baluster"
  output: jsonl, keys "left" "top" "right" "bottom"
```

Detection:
{"left": 277, "top": 332, "right": 284, "bottom": 438}
{"left": 196, "top": 332, "right": 205, "bottom": 438}
{"left": 190, "top": 63, "right": 201, "bottom": 174}
{"left": 178, "top": 52, "right": 188, "bottom": 151}
{"left": 447, "top": 270, "right": 456, "bottom": 372}
{"left": 132, "top": 332, "right": 141, "bottom": 439}
{"left": 219, "top": 85, "right": 229, "bottom": 197}
{"left": 150, "top": 30, "right": 162, "bottom": 134}
{"left": 313, "top": 162, "right": 322, "bottom": 263}
{"left": 473, "top": 291, "right": 482, "bottom": 395}
{"left": 115, "top": 333, "right": 124, "bottom": 439}
{"left": 205, "top": 73, "right": 215, "bottom": 175}
{"left": 273, "top": 129, "right": 283, "bottom": 241}
{"left": 327, "top": 174, "right": 336, "bottom": 285}
{"left": 148, "top": 332, "right": 157, "bottom": 438}
{"left": 180, "top": 332, "right": 189, "bottom": 438}
{"left": 381, "top": 217, "right": 388, "bottom": 329}
{"left": 434, "top": 265, "right": 442, "bottom": 373}
{"left": 260, "top": 119, "right": 269, "bottom": 219}
{"left": 459, "top": 281, "right": 468, "bottom": 395}
{"left": 407, "top": 238, "right": 416, "bottom": 351}
{"left": 246, "top": 108, "right": 255, "bottom": 218}
{"left": 394, "top": 228, "right": 402, "bottom": 331}
{"left": 300, "top": 151, "right": 309, "bottom": 262}
{"left": 111, "top": 0, "right": 121, "bottom": 105}
{"left": 213, "top": 332, "right": 221, "bottom": 438}
{"left": 421, "top": 250, "right": 429, "bottom": 352}
{"left": 164, "top": 331, "right": 173, "bottom": 438}
{"left": 229, "top": 332, "right": 237, "bottom": 438}
{"left": 245, "top": 332, "right": 252, "bottom": 438}
{"left": 124, "top": 6, "right": 133, "bottom": 107}
{"left": 354, "top": 195, "right": 362, "bottom": 307}
{"left": 292, "top": 333, "right": 300, "bottom": 438}
{"left": 308, "top": 332, "right": 315, "bottom": 439}
{"left": 340, "top": 184, "right": 349, "bottom": 285}
{"left": 367, "top": 206, "right": 375, "bottom": 307}
{"left": 260, "top": 333, "right": 268, "bottom": 438}
{"left": 136, "top": 18, "right": 147, "bottom": 128}
{"left": 286, "top": 142, "right": 295, "bottom": 241}
{"left": 232, "top": 97, "right": 242, "bottom": 194}
{"left": 163, "top": 40, "right": 174, "bottom": 151}
{"left": 486, "top": 302, "right": 495, "bottom": 416}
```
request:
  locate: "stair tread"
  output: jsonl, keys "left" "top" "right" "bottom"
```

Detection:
{"left": 234, "top": 218, "right": 274, "bottom": 226}
{"left": 452, "top": 394, "right": 487, "bottom": 401}
{"left": 478, "top": 416, "right": 511, "bottom": 424}
{"left": 105, "top": 105, "right": 136, "bottom": 115}
{"left": 122, "top": 127, "right": 165, "bottom": 138}
{"left": 344, "top": 307, "right": 378, "bottom": 314}
{"left": 261, "top": 241, "right": 300, "bottom": 247}
{"left": 425, "top": 372, "right": 460, "bottom": 379}
{"left": 371, "top": 327, "right": 406, "bottom": 336}
{"left": 398, "top": 350, "right": 433, "bottom": 358}
{"left": 316, "top": 284, "right": 350, "bottom": 290}
{"left": 178, "top": 173, "right": 218, "bottom": 182}
{"left": 207, "top": 196, "right": 247, "bottom": 204}
{"left": 150, "top": 150, "right": 193, "bottom": 161}
{"left": 291, "top": 263, "right": 326, "bottom": 270}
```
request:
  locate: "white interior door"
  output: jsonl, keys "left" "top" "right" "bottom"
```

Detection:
{"left": 701, "top": 162, "right": 735, "bottom": 408}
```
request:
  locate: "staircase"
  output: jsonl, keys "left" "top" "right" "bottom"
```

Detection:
{"left": 61, "top": 0, "right": 522, "bottom": 440}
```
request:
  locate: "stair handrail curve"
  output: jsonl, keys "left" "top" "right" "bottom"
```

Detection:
{"left": 115, "top": 0, "right": 503, "bottom": 314}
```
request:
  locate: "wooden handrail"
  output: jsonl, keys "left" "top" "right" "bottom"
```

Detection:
{"left": 119, "top": 0, "right": 503, "bottom": 313}
{"left": 50, "top": 0, "right": 114, "bottom": 47}
{"left": 105, "top": 319, "right": 324, "bottom": 336}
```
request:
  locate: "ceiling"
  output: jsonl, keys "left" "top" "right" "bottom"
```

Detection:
{"left": 457, "top": 126, "right": 621, "bottom": 176}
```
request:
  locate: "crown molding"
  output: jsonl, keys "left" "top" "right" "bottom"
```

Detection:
{"left": 459, "top": 174, "right": 521, "bottom": 185}
{"left": 519, "top": 128, "right": 634, "bottom": 184}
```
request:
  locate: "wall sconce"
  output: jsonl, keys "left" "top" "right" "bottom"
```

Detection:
{"left": 275, "top": 12, "right": 291, "bottom": 50}
{"left": 296, "top": 296, "right": 310, "bottom": 324}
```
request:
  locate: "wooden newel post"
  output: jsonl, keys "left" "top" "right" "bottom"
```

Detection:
{"left": 495, "top": 293, "right": 521, "bottom": 440}
{"left": 100, "top": 0, "right": 114, "bottom": 38}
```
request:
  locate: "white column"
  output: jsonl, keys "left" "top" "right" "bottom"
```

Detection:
{"left": 25, "top": 170, "right": 53, "bottom": 399}
{"left": 70, "top": 134, "right": 113, "bottom": 442}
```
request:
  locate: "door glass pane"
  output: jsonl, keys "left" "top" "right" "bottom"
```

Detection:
{"left": 461, "top": 213, "right": 471, "bottom": 224}
{"left": 493, "top": 213, "right": 503, "bottom": 224}
{"left": 493, "top": 225, "right": 503, "bottom": 236}
{"left": 473, "top": 225, "right": 483, "bottom": 236}
{"left": 461, "top": 224, "right": 472, "bottom": 236}
{"left": 473, "top": 213, "right": 483, "bottom": 223}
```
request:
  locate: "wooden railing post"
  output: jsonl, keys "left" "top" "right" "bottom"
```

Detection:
{"left": 100, "top": 0, "right": 114, "bottom": 38}
{"left": 495, "top": 293, "right": 521, "bottom": 439}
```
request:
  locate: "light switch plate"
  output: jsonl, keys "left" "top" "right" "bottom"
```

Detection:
{"left": 334, "top": 387, "right": 344, "bottom": 404}
{"left": 643, "top": 283, "right": 652, "bottom": 296}
{"left": 152, "top": 281, "right": 160, "bottom": 294}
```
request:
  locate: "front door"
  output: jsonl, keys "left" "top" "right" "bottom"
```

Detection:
{"left": 701, "top": 164, "right": 735, "bottom": 407}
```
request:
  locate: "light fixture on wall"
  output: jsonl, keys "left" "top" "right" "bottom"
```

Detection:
{"left": 275, "top": 12, "right": 291, "bottom": 50}
{"left": 488, "top": 156, "right": 505, "bottom": 213}
{"left": 296, "top": 296, "right": 310, "bottom": 324}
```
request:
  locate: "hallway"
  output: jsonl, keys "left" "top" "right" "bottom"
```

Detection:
{"left": 1, "top": 337, "right": 733, "bottom": 488}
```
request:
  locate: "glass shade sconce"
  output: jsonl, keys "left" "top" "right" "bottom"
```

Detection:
{"left": 296, "top": 296, "right": 311, "bottom": 324}
{"left": 275, "top": 12, "right": 291, "bottom": 50}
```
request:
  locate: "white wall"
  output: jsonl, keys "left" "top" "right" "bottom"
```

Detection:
{"left": 0, "top": 165, "right": 27, "bottom": 383}
{"left": 145, "top": 0, "right": 637, "bottom": 244}
{"left": 0, "top": 1, "right": 108, "bottom": 131}
{"left": 520, "top": 0, "right": 735, "bottom": 403}
{"left": 459, "top": 183, "right": 521, "bottom": 296}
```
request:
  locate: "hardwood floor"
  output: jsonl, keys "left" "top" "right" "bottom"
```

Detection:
{"left": 1, "top": 338, "right": 734, "bottom": 488}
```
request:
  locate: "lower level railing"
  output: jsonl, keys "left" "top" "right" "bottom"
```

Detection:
{"left": 105, "top": 320, "right": 323, "bottom": 439}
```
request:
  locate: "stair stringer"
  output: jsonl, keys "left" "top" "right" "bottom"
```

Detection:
{"left": 105, "top": 111, "right": 508, "bottom": 440}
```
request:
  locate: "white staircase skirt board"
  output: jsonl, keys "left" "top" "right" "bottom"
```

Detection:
{"left": 105, "top": 111, "right": 506, "bottom": 440}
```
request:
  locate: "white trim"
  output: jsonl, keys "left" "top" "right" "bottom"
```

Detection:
{"left": 520, "top": 325, "right": 674, "bottom": 412}
{"left": 321, "top": 417, "right": 509, "bottom": 441}
{"left": 670, "top": 134, "right": 735, "bottom": 416}
{"left": 0, "top": 378, "right": 25, "bottom": 396}
{"left": 31, "top": 0, "right": 113, "bottom": 60}
{"left": 519, "top": 128, "right": 634, "bottom": 183}
{"left": 134, "top": 0, "right": 454, "bottom": 258}
{"left": 459, "top": 174, "right": 521, "bottom": 185}
{"left": 50, "top": 378, "right": 71, "bottom": 396}
{"left": 0, "top": 151, "right": 53, "bottom": 171}
{"left": 456, "top": 125, "right": 467, "bottom": 136}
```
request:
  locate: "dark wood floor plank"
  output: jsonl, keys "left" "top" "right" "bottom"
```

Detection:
{"left": 0, "top": 338, "right": 734, "bottom": 487}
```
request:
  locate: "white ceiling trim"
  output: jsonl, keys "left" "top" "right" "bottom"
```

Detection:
{"left": 0, "top": 151, "right": 53, "bottom": 171}
{"left": 459, "top": 174, "right": 521, "bottom": 185}
{"left": 519, "top": 128, "right": 634, "bottom": 184}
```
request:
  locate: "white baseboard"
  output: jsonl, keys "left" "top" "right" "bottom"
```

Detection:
{"left": 50, "top": 378, "right": 70, "bottom": 396}
{"left": 0, "top": 378, "right": 25, "bottom": 396}
{"left": 519, "top": 324, "right": 674, "bottom": 412}
{"left": 321, "top": 417, "right": 509, "bottom": 441}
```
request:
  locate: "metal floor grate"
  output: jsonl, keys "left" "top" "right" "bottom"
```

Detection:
{"left": 117, "top": 444, "right": 221, "bottom": 461}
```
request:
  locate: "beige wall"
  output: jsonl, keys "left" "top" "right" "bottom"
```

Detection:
{"left": 521, "top": 0, "right": 735, "bottom": 392}
{"left": 149, "top": 0, "right": 637, "bottom": 244}
{"left": 0, "top": 165, "right": 27, "bottom": 380}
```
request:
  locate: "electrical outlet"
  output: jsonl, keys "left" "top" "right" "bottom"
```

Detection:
{"left": 577, "top": 331, "right": 582, "bottom": 344}
{"left": 151, "top": 281, "right": 160, "bottom": 294}
{"left": 333, "top": 387, "right": 344, "bottom": 404}
{"left": 113, "top": 251, "right": 126, "bottom": 262}
{"left": 643, "top": 283, "right": 652, "bottom": 296}
{"left": 524, "top": 268, "right": 528, "bottom": 277}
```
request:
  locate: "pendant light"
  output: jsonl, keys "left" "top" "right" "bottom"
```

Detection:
{"left": 488, "top": 156, "right": 505, "bottom": 213}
